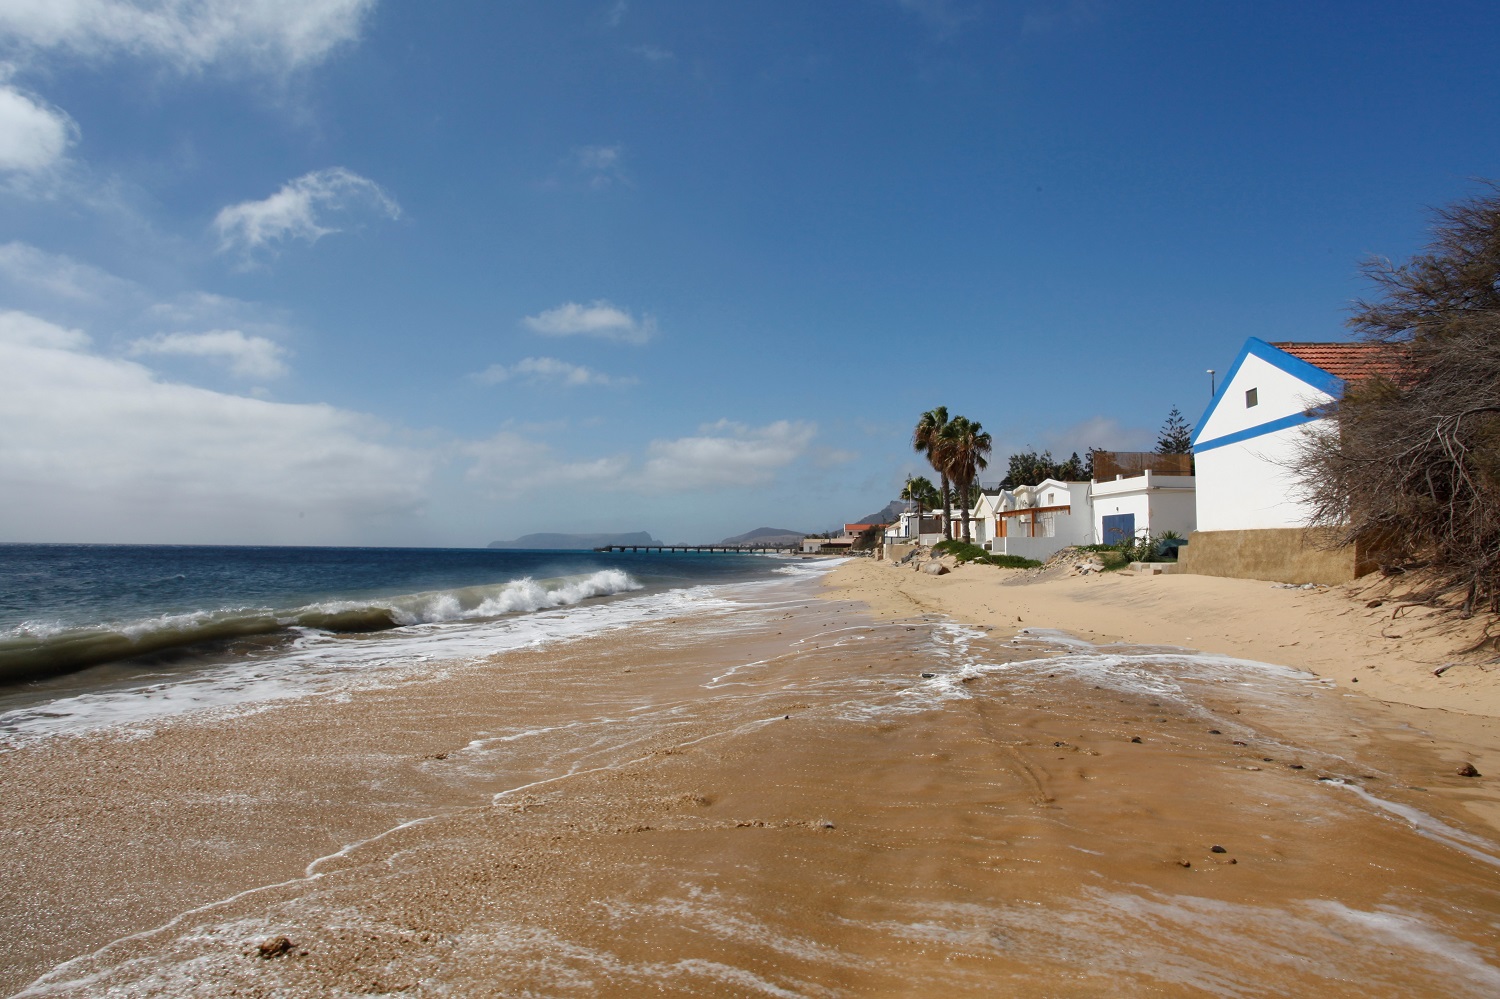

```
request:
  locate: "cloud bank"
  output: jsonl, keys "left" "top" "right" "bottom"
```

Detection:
{"left": 0, "top": 309, "right": 427, "bottom": 544}
{"left": 127, "top": 329, "right": 289, "bottom": 379}
{"left": 0, "top": 0, "right": 378, "bottom": 75}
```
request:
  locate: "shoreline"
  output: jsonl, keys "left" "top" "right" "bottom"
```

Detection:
{"left": 822, "top": 556, "right": 1500, "bottom": 788}
{"left": 6, "top": 564, "right": 1500, "bottom": 994}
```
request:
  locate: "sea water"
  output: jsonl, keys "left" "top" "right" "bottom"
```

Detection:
{"left": 0, "top": 543, "right": 791, "bottom": 746}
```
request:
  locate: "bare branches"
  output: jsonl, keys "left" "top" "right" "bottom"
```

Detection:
{"left": 1295, "top": 183, "right": 1500, "bottom": 618}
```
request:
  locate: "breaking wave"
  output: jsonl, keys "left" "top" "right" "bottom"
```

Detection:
{"left": 0, "top": 570, "right": 643, "bottom": 685}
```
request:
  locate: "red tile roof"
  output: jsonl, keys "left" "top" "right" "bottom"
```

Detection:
{"left": 1271, "top": 342, "right": 1408, "bottom": 385}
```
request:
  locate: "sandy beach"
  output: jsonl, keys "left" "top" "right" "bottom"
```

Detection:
{"left": 3, "top": 562, "right": 1500, "bottom": 996}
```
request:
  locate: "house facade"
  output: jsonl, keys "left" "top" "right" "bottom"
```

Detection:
{"left": 1090, "top": 470, "right": 1197, "bottom": 545}
{"left": 1183, "top": 338, "right": 1391, "bottom": 583}
{"left": 973, "top": 479, "right": 1094, "bottom": 560}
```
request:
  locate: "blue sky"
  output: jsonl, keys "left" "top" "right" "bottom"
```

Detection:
{"left": 2, "top": 0, "right": 1498, "bottom": 545}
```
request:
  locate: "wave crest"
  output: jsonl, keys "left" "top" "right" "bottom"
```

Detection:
{"left": 0, "top": 569, "right": 643, "bottom": 685}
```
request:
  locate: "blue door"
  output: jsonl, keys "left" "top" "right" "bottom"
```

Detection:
{"left": 1102, "top": 513, "right": 1135, "bottom": 545}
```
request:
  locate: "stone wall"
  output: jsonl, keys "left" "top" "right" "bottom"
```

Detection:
{"left": 1174, "top": 528, "right": 1375, "bottom": 585}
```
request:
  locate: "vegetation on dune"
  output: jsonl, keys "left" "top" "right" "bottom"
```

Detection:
{"left": 932, "top": 539, "right": 1041, "bottom": 569}
{"left": 1293, "top": 181, "right": 1500, "bottom": 619}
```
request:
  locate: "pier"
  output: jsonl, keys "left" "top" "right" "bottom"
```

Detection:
{"left": 594, "top": 543, "right": 800, "bottom": 554}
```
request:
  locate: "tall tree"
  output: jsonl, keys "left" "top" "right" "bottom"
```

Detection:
{"left": 913, "top": 407, "right": 954, "bottom": 540}
{"left": 939, "top": 416, "right": 992, "bottom": 543}
{"left": 1155, "top": 406, "right": 1194, "bottom": 454}
{"left": 900, "top": 475, "right": 940, "bottom": 536}
{"left": 1295, "top": 182, "right": 1500, "bottom": 615}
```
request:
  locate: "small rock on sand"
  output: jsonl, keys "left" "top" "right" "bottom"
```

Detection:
{"left": 1457, "top": 763, "right": 1482, "bottom": 777}
{"left": 923, "top": 562, "right": 949, "bottom": 576}
{"left": 257, "top": 936, "right": 294, "bottom": 959}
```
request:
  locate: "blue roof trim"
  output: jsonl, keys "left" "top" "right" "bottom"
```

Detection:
{"left": 1191, "top": 338, "right": 1347, "bottom": 447}
{"left": 1194, "top": 410, "right": 1321, "bottom": 454}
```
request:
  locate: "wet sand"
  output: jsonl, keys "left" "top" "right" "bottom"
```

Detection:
{"left": 4, "top": 570, "right": 1500, "bottom": 996}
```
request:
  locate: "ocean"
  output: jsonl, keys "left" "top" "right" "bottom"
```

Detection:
{"left": 0, "top": 543, "right": 793, "bottom": 747}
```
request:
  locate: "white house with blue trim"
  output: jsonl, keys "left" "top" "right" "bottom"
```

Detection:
{"left": 1192, "top": 338, "right": 1343, "bottom": 532}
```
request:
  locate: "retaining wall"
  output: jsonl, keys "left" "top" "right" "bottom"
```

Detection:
{"left": 1174, "top": 527, "right": 1375, "bottom": 585}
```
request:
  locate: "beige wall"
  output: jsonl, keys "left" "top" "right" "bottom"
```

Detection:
{"left": 1175, "top": 528, "right": 1375, "bottom": 585}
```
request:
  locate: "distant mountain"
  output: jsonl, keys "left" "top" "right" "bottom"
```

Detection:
{"left": 718, "top": 526, "right": 807, "bottom": 545}
{"left": 487, "top": 531, "right": 660, "bottom": 550}
{"left": 855, "top": 500, "right": 906, "bottom": 525}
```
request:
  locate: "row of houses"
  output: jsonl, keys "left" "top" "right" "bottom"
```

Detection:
{"left": 881, "top": 337, "right": 1390, "bottom": 584}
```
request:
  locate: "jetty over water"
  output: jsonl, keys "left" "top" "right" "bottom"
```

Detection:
{"left": 594, "top": 543, "right": 800, "bottom": 554}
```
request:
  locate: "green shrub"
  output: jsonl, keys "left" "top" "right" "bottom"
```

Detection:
{"left": 931, "top": 539, "right": 1041, "bottom": 569}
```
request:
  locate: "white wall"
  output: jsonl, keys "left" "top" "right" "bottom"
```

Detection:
{"left": 1197, "top": 352, "right": 1334, "bottom": 443}
{"left": 1091, "top": 473, "right": 1197, "bottom": 540}
{"left": 1196, "top": 423, "right": 1323, "bottom": 531}
{"left": 993, "top": 535, "right": 1073, "bottom": 561}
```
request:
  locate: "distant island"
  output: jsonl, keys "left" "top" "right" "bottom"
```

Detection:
{"left": 487, "top": 531, "right": 660, "bottom": 550}
{"left": 717, "top": 527, "right": 807, "bottom": 546}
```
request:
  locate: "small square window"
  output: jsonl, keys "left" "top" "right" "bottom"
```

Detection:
{"left": 1245, "top": 387, "right": 1258, "bottom": 408}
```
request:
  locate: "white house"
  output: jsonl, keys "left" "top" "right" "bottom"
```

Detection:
{"left": 1185, "top": 338, "right": 1394, "bottom": 582}
{"left": 1090, "top": 470, "right": 1197, "bottom": 545}
{"left": 973, "top": 479, "right": 1094, "bottom": 560}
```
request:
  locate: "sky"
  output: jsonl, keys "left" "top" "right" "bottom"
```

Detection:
{"left": 2, "top": 0, "right": 1499, "bottom": 546}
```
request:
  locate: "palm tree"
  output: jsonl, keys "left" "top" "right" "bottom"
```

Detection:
{"left": 900, "top": 475, "right": 939, "bottom": 538}
{"left": 939, "top": 416, "right": 993, "bottom": 543}
{"left": 913, "top": 407, "right": 954, "bottom": 540}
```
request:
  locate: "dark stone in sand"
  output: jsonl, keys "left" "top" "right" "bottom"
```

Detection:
{"left": 1208, "top": 729, "right": 1221, "bottom": 735}
{"left": 1177, "top": 860, "right": 1191, "bottom": 868}
{"left": 1210, "top": 845, "right": 1227, "bottom": 853}
{"left": 258, "top": 936, "right": 294, "bottom": 959}
{"left": 1289, "top": 764, "right": 1305, "bottom": 770}
{"left": 783, "top": 714, "right": 790, "bottom": 720}
{"left": 1367, "top": 599, "right": 1383, "bottom": 608}
{"left": 921, "top": 672, "right": 936, "bottom": 678}
{"left": 1130, "top": 737, "right": 1142, "bottom": 744}
{"left": 1233, "top": 740, "right": 1247, "bottom": 746}
{"left": 1457, "top": 763, "right": 1482, "bottom": 777}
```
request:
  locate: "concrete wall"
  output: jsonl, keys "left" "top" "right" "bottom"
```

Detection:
{"left": 992, "top": 535, "right": 1072, "bottom": 561}
{"left": 1174, "top": 527, "right": 1375, "bottom": 584}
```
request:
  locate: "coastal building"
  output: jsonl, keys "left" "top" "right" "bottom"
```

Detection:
{"left": 1182, "top": 338, "right": 1396, "bottom": 583}
{"left": 974, "top": 479, "right": 1094, "bottom": 561}
{"left": 1090, "top": 469, "right": 1197, "bottom": 545}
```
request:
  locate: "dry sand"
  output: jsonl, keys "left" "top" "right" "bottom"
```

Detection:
{"left": 825, "top": 556, "right": 1500, "bottom": 760}
{"left": 3, "top": 568, "right": 1500, "bottom": 996}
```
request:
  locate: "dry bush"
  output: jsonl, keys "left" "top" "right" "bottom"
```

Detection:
{"left": 1295, "top": 183, "right": 1500, "bottom": 617}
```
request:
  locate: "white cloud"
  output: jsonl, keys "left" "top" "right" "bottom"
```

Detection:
{"left": 0, "top": 0, "right": 377, "bottom": 76}
{"left": 213, "top": 167, "right": 399, "bottom": 258}
{"left": 463, "top": 430, "right": 630, "bottom": 496}
{"left": 127, "top": 329, "right": 289, "bottom": 379}
{"left": 463, "top": 419, "right": 816, "bottom": 498}
{"left": 631, "top": 45, "right": 673, "bottom": 63}
{"left": 522, "top": 300, "right": 655, "bottom": 344}
{"left": 0, "top": 84, "right": 75, "bottom": 172}
{"left": 633, "top": 420, "right": 815, "bottom": 492}
{"left": 473, "top": 356, "right": 634, "bottom": 387}
{"left": 0, "top": 309, "right": 428, "bottom": 544}
{"left": 0, "top": 241, "right": 142, "bottom": 307}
